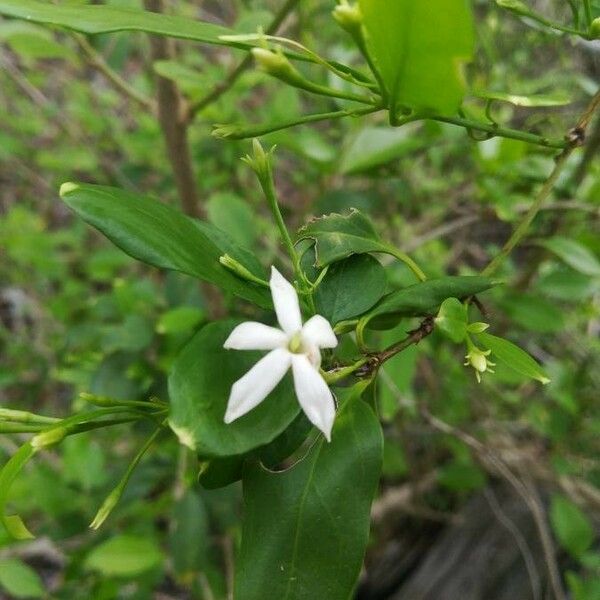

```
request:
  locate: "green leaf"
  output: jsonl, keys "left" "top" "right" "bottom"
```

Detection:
{"left": 339, "top": 125, "right": 425, "bottom": 174}
{"left": 169, "top": 321, "right": 299, "bottom": 457}
{"left": 477, "top": 332, "right": 550, "bottom": 384}
{"left": 473, "top": 90, "right": 571, "bottom": 107}
{"left": 539, "top": 237, "right": 600, "bottom": 277}
{"left": 297, "top": 209, "right": 392, "bottom": 267}
{"left": 550, "top": 495, "right": 595, "bottom": 558}
{"left": 156, "top": 306, "right": 205, "bottom": 335}
{"left": 0, "top": 442, "right": 37, "bottom": 540}
{"left": 0, "top": 0, "right": 233, "bottom": 44}
{"left": 315, "top": 254, "right": 387, "bottom": 324}
{"left": 0, "top": 559, "right": 44, "bottom": 599}
{"left": 85, "top": 535, "right": 163, "bottom": 577}
{"left": 435, "top": 297, "right": 469, "bottom": 343}
{"left": 235, "top": 396, "right": 383, "bottom": 600}
{"left": 364, "top": 277, "right": 498, "bottom": 327}
{"left": 60, "top": 183, "right": 271, "bottom": 308}
{"left": 0, "top": 21, "right": 75, "bottom": 60}
{"left": 170, "top": 491, "right": 209, "bottom": 577}
{"left": 358, "top": 0, "right": 474, "bottom": 115}
{"left": 207, "top": 192, "right": 258, "bottom": 249}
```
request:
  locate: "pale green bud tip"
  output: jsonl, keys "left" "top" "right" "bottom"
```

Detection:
{"left": 251, "top": 47, "right": 292, "bottom": 75}
{"left": 90, "top": 491, "right": 120, "bottom": 530}
{"left": 212, "top": 124, "right": 242, "bottom": 139}
{"left": 31, "top": 426, "right": 67, "bottom": 449}
{"left": 332, "top": 3, "right": 363, "bottom": 30}
{"left": 591, "top": 18, "right": 600, "bottom": 39}
{"left": 219, "top": 254, "right": 252, "bottom": 279}
{"left": 59, "top": 182, "right": 78, "bottom": 197}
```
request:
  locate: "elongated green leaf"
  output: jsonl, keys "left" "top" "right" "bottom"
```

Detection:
{"left": 0, "top": 442, "right": 37, "bottom": 540}
{"left": 235, "top": 396, "right": 383, "bottom": 600}
{"left": 0, "top": 0, "right": 233, "bottom": 43}
{"left": 539, "top": 237, "right": 600, "bottom": 277}
{"left": 365, "top": 277, "right": 498, "bottom": 326}
{"left": 298, "top": 209, "right": 391, "bottom": 267}
{"left": 477, "top": 332, "right": 550, "bottom": 384}
{"left": 60, "top": 183, "right": 270, "bottom": 308}
{"left": 315, "top": 254, "right": 387, "bottom": 324}
{"left": 359, "top": 0, "right": 474, "bottom": 114}
{"left": 169, "top": 321, "right": 299, "bottom": 457}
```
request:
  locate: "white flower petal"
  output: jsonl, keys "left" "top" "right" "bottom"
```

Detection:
{"left": 270, "top": 266, "right": 302, "bottom": 335}
{"left": 224, "top": 348, "right": 292, "bottom": 424}
{"left": 224, "top": 322, "right": 288, "bottom": 350}
{"left": 291, "top": 354, "right": 336, "bottom": 442}
{"left": 302, "top": 315, "right": 338, "bottom": 349}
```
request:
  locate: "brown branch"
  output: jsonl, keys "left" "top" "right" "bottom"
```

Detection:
{"left": 143, "top": 0, "right": 201, "bottom": 218}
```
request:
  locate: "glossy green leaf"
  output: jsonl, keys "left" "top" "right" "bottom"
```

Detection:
{"left": 0, "top": 559, "right": 44, "bottom": 599}
{"left": 359, "top": 0, "right": 474, "bottom": 114}
{"left": 298, "top": 209, "right": 392, "bottom": 267}
{"left": 315, "top": 254, "right": 387, "bottom": 324}
{"left": 477, "top": 332, "right": 550, "bottom": 384}
{"left": 550, "top": 495, "right": 595, "bottom": 558}
{"left": 364, "top": 277, "right": 498, "bottom": 326}
{"left": 435, "top": 297, "right": 469, "bottom": 343}
{"left": 60, "top": 183, "right": 271, "bottom": 308}
{"left": 169, "top": 321, "right": 299, "bottom": 458}
{"left": 0, "top": 0, "right": 232, "bottom": 44}
{"left": 539, "top": 237, "right": 600, "bottom": 277}
{"left": 0, "top": 442, "right": 37, "bottom": 540}
{"left": 235, "top": 396, "right": 383, "bottom": 600}
{"left": 85, "top": 535, "right": 163, "bottom": 577}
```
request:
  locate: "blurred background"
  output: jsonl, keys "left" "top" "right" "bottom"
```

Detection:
{"left": 0, "top": 0, "right": 599, "bottom": 598}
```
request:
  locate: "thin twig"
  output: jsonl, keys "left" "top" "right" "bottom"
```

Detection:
{"left": 187, "top": 0, "right": 301, "bottom": 121}
{"left": 482, "top": 89, "right": 600, "bottom": 277}
{"left": 73, "top": 33, "right": 156, "bottom": 113}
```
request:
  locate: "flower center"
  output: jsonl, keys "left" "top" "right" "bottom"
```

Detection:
{"left": 287, "top": 332, "right": 305, "bottom": 354}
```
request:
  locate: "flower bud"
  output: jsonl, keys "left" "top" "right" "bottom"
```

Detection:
{"left": 220, "top": 254, "right": 264, "bottom": 286}
{"left": 31, "top": 426, "right": 67, "bottom": 449}
{"left": 591, "top": 18, "right": 600, "bottom": 39}
{"left": 241, "top": 138, "right": 274, "bottom": 181}
{"left": 464, "top": 343, "right": 495, "bottom": 383}
{"left": 332, "top": 2, "right": 363, "bottom": 34}
{"left": 251, "top": 47, "right": 294, "bottom": 77}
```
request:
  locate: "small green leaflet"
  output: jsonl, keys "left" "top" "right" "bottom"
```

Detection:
{"left": 477, "top": 332, "right": 550, "bottom": 384}
{"left": 435, "top": 298, "right": 469, "bottom": 343}
{"left": 234, "top": 396, "right": 383, "bottom": 600}
{"left": 358, "top": 0, "right": 474, "bottom": 115}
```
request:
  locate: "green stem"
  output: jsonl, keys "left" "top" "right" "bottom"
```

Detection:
{"left": 322, "top": 358, "right": 368, "bottom": 384}
{"left": 259, "top": 162, "right": 303, "bottom": 283}
{"left": 385, "top": 247, "right": 427, "bottom": 281}
{"left": 429, "top": 115, "right": 567, "bottom": 149}
{"left": 583, "top": 0, "right": 593, "bottom": 26}
{"left": 482, "top": 152, "right": 570, "bottom": 276}
{"left": 214, "top": 106, "right": 382, "bottom": 140}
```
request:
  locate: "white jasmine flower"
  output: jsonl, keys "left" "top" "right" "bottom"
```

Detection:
{"left": 223, "top": 267, "right": 338, "bottom": 441}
